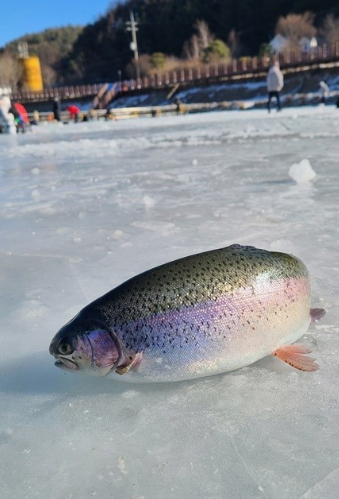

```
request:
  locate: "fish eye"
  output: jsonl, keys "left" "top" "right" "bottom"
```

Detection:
{"left": 58, "top": 341, "right": 74, "bottom": 355}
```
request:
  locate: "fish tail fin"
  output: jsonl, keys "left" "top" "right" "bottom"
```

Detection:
{"left": 274, "top": 344, "right": 318, "bottom": 371}
{"left": 310, "top": 308, "right": 326, "bottom": 323}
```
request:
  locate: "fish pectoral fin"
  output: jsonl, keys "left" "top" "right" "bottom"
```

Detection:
{"left": 115, "top": 352, "right": 143, "bottom": 375}
{"left": 310, "top": 308, "right": 326, "bottom": 323}
{"left": 274, "top": 344, "right": 319, "bottom": 372}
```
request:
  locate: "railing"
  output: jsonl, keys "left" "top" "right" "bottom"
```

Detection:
{"left": 11, "top": 83, "right": 103, "bottom": 102}
{"left": 91, "top": 82, "right": 109, "bottom": 108}
{"left": 10, "top": 42, "right": 339, "bottom": 105}
{"left": 126, "top": 42, "right": 339, "bottom": 90}
{"left": 93, "top": 82, "right": 120, "bottom": 109}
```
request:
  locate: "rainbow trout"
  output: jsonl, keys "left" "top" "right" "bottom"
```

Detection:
{"left": 49, "top": 245, "right": 325, "bottom": 382}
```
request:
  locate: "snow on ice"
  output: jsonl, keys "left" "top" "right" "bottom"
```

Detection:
{"left": 0, "top": 106, "right": 339, "bottom": 499}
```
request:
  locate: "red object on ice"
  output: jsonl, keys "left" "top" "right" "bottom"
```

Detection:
{"left": 14, "top": 103, "right": 29, "bottom": 124}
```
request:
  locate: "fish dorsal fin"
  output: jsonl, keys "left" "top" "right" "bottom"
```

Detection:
{"left": 310, "top": 308, "right": 326, "bottom": 323}
{"left": 274, "top": 344, "right": 318, "bottom": 371}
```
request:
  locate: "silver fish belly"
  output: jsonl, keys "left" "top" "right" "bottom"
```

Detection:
{"left": 49, "top": 244, "right": 323, "bottom": 382}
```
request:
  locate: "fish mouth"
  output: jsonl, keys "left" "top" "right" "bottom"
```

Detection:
{"left": 54, "top": 357, "right": 79, "bottom": 371}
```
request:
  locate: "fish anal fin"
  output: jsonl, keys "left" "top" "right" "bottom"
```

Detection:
{"left": 115, "top": 352, "right": 143, "bottom": 375}
{"left": 310, "top": 308, "right": 326, "bottom": 323}
{"left": 274, "top": 344, "right": 318, "bottom": 372}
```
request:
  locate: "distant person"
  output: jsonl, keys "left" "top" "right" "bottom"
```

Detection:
{"left": 266, "top": 61, "right": 284, "bottom": 112}
{"left": 30, "top": 110, "right": 40, "bottom": 125}
{"left": 88, "top": 108, "right": 97, "bottom": 120}
{"left": 0, "top": 95, "right": 16, "bottom": 134}
{"left": 319, "top": 81, "right": 329, "bottom": 105}
{"left": 66, "top": 104, "right": 80, "bottom": 122}
{"left": 11, "top": 103, "right": 30, "bottom": 132}
{"left": 104, "top": 108, "right": 115, "bottom": 120}
{"left": 52, "top": 97, "right": 61, "bottom": 122}
{"left": 175, "top": 98, "right": 182, "bottom": 115}
{"left": 9, "top": 104, "right": 24, "bottom": 132}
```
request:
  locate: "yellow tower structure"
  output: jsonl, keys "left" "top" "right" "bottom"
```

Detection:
{"left": 21, "top": 56, "right": 43, "bottom": 91}
{"left": 18, "top": 43, "right": 43, "bottom": 92}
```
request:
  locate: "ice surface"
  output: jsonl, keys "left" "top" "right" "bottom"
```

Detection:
{"left": 1, "top": 107, "right": 339, "bottom": 499}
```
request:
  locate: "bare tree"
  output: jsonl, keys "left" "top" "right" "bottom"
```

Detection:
{"left": 276, "top": 12, "right": 316, "bottom": 48}
{"left": 320, "top": 14, "right": 339, "bottom": 45}
{"left": 228, "top": 29, "right": 240, "bottom": 58}
{"left": 125, "top": 54, "right": 152, "bottom": 79}
{"left": 0, "top": 52, "right": 23, "bottom": 89}
{"left": 183, "top": 20, "right": 214, "bottom": 61}
{"left": 183, "top": 34, "right": 200, "bottom": 60}
{"left": 195, "top": 20, "right": 214, "bottom": 50}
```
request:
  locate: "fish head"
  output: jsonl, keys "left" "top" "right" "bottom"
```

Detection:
{"left": 49, "top": 314, "right": 120, "bottom": 376}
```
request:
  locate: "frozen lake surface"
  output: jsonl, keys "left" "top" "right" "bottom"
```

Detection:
{"left": 0, "top": 107, "right": 339, "bottom": 499}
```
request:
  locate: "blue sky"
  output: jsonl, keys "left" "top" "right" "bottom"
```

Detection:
{"left": 0, "top": 1, "right": 117, "bottom": 48}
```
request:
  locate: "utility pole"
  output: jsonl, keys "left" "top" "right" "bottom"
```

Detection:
{"left": 126, "top": 11, "right": 140, "bottom": 81}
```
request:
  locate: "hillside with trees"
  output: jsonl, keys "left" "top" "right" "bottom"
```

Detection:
{"left": 1, "top": 26, "right": 83, "bottom": 86}
{"left": 1, "top": 0, "right": 339, "bottom": 87}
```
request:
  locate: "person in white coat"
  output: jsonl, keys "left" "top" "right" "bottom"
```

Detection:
{"left": 0, "top": 95, "right": 16, "bottom": 134}
{"left": 319, "top": 81, "right": 329, "bottom": 104}
{"left": 267, "top": 61, "right": 284, "bottom": 112}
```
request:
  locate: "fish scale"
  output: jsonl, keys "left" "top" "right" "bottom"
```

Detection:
{"left": 49, "top": 244, "right": 324, "bottom": 382}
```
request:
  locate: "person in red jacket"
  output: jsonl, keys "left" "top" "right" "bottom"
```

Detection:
{"left": 66, "top": 104, "right": 80, "bottom": 122}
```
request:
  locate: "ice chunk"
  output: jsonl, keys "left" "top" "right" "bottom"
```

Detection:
{"left": 288, "top": 159, "right": 316, "bottom": 183}
{"left": 143, "top": 195, "right": 155, "bottom": 208}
